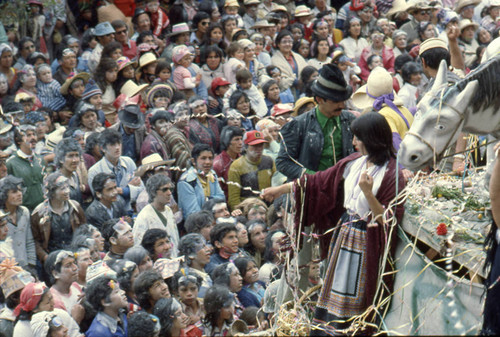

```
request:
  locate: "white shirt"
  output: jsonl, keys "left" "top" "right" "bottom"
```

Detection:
{"left": 343, "top": 156, "right": 387, "bottom": 219}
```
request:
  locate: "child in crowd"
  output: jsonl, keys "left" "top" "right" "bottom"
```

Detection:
{"left": 203, "top": 285, "right": 236, "bottom": 336}
{"left": 171, "top": 270, "right": 204, "bottom": 334}
{"left": 208, "top": 77, "right": 231, "bottom": 116}
{"left": 114, "top": 56, "right": 137, "bottom": 93}
{"left": 172, "top": 45, "right": 202, "bottom": 99}
{"left": 223, "top": 42, "right": 245, "bottom": 83}
{"left": 223, "top": 0, "right": 244, "bottom": 28}
{"left": 146, "top": 0, "right": 170, "bottom": 37}
{"left": 35, "top": 64, "right": 66, "bottom": 111}
{"left": 223, "top": 69, "right": 267, "bottom": 118}
{"left": 265, "top": 66, "right": 294, "bottom": 104}
{"left": 154, "top": 59, "right": 177, "bottom": 90}
{"left": 331, "top": 50, "right": 361, "bottom": 89}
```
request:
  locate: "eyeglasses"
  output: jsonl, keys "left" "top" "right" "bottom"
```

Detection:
{"left": 280, "top": 39, "right": 294, "bottom": 45}
{"left": 361, "top": 7, "right": 373, "bottom": 12}
{"left": 419, "top": 10, "right": 430, "bottom": 15}
{"left": 159, "top": 186, "right": 174, "bottom": 192}
{"left": 201, "top": 21, "right": 210, "bottom": 26}
{"left": 116, "top": 29, "right": 127, "bottom": 35}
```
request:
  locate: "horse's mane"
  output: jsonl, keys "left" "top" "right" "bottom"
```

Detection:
{"left": 455, "top": 55, "right": 500, "bottom": 113}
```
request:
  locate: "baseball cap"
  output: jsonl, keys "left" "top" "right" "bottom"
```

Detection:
{"left": 211, "top": 77, "right": 231, "bottom": 93}
{"left": 244, "top": 130, "right": 268, "bottom": 145}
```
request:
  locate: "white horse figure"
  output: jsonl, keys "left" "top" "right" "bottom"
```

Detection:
{"left": 398, "top": 43, "right": 500, "bottom": 170}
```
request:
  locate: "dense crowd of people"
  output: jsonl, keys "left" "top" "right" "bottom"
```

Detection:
{"left": 0, "top": 0, "right": 499, "bottom": 336}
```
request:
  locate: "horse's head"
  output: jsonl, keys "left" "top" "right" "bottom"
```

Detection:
{"left": 399, "top": 60, "right": 479, "bottom": 170}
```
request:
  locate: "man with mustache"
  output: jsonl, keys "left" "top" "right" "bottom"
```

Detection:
{"left": 276, "top": 64, "right": 355, "bottom": 181}
{"left": 6, "top": 123, "right": 44, "bottom": 211}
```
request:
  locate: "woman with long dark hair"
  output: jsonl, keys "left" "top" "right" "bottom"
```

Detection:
{"left": 262, "top": 112, "right": 406, "bottom": 335}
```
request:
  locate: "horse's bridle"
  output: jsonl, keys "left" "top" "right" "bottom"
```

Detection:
{"left": 405, "top": 86, "right": 465, "bottom": 163}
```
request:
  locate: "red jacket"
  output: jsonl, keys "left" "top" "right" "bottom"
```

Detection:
{"left": 358, "top": 45, "right": 395, "bottom": 81}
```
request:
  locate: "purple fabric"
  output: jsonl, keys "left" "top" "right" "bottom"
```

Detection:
{"left": 366, "top": 89, "right": 410, "bottom": 129}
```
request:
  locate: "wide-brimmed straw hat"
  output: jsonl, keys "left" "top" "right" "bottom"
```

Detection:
{"left": 454, "top": 0, "right": 481, "bottom": 13}
{"left": 458, "top": 18, "right": 479, "bottom": 32}
{"left": 251, "top": 20, "right": 275, "bottom": 29}
{"left": 120, "top": 80, "right": 148, "bottom": 98}
{"left": 60, "top": 72, "right": 91, "bottom": 95}
{"left": 137, "top": 52, "right": 158, "bottom": 71}
{"left": 351, "top": 67, "right": 403, "bottom": 110}
{"left": 406, "top": 0, "right": 433, "bottom": 14}
{"left": 136, "top": 153, "right": 175, "bottom": 177}
{"left": 310, "top": 64, "right": 352, "bottom": 102}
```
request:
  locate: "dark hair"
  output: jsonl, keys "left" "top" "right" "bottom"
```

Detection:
{"left": 193, "top": 11, "right": 210, "bottom": 29}
{"left": 94, "top": 57, "right": 118, "bottom": 91}
{"left": 137, "top": 30, "right": 155, "bottom": 45}
{"left": 153, "top": 298, "right": 182, "bottom": 337}
{"left": 200, "top": 44, "right": 224, "bottom": 65}
{"left": 0, "top": 175, "right": 23, "bottom": 209}
{"left": 99, "top": 129, "right": 122, "bottom": 149}
{"left": 417, "top": 21, "right": 434, "bottom": 40}
{"left": 343, "top": 17, "right": 362, "bottom": 38}
{"left": 178, "top": 233, "right": 207, "bottom": 266}
{"left": 240, "top": 306, "right": 259, "bottom": 326}
{"left": 236, "top": 68, "right": 252, "bottom": 83}
{"left": 210, "top": 222, "right": 237, "bottom": 253}
{"left": 191, "top": 143, "right": 214, "bottom": 160}
{"left": 17, "top": 37, "right": 35, "bottom": 57}
{"left": 84, "top": 132, "right": 102, "bottom": 155}
{"left": 261, "top": 79, "right": 279, "bottom": 98}
{"left": 351, "top": 111, "right": 395, "bottom": 165}
{"left": 101, "top": 218, "right": 121, "bottom": 251}
{"left": 311, "top": 37, "right": 332, "bottom": 59}
{"left": 141, "top": 228, "right": 169, "bottom": 256}
{"left": 394, "top": 54, "right": 413, "bottom": 72}
{"left": 54, "top": 138, "right": 82, "bottom": 168}
{"left": 110, "top": 259, "right": 138, "bottom": 293}
{"left": 234, "top": 256, "right": 256, "bottom": 285}
{"left": 401, "top": 61, "right": 422, "bottom": 83}
{"left": 226, "top": 41, "right": 242, "bottom": 57}
{"left": 202, "top": 23, "right": 228, "bottom": 52}
{"left": 85, "top": 276, "right": 115, "bottom": 312}
{"left": 203, "top": 285, "right": 234, "bottom": 328}
{"left": 211, "top": 262, "right": 234, "bottom": 287}
{"left": 420, "top": 47, "right": 450, "bottom": 69}
{"left": 288, "top": 23, "right": 304, "bottom": 36}
{"left": 81, "top": 28, "right": 96, "bottom": 50}
{"left": 155, "top": 60, "right": 171, "bottom": 76}
{"left": 184, "top": 210, "right": 214, "bottom": 234}
{"left": 128, "top": 311, "right": 161, "bottom": 337}
{"left": 299, "top": 66, "right": 318, "bottom": 85}
{"left": 134, "top": 270, "right": 165, "bottom": 311}
{"left": 367, "top": 54, "right": 382, "bottom": 67}
{"left": 275, "top": 29, "right": 293, "bottom": 47}
{"left": 16, "top": 287, "right": 51, "bottom": 321}
{"left": 229, "top": 90, "right": 255, "bottom": 117}
{"left": 170, "top": 269, "right": 202, "bottom": 295}
{"left": 92, "top": 172, "right": 115, "bottom": 196}
{"left": 44, "top": 250, "right": 75, "bottom": 286}
{"left": 219, "top": 125, "right": 244, "bottom": 151}
{"left": 102, "top": 41, "right": 123, "bottom": 59}
{"left": 111, "top": 19, "right": 127, "bottom": 31}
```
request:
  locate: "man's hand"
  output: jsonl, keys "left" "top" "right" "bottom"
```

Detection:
{"left": 129, "top": 176, "right": 141, "bottom": 187}
{"left": 231, "top": 209, "right": 242, "bottom": 217}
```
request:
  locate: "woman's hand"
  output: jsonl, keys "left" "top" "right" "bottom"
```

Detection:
{"left": 358, "top": 171, "right": 373, "bottom": 195}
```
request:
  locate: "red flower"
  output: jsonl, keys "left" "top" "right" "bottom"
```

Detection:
{"left": 436, "top": 223, "right": 448, "bottom": 236}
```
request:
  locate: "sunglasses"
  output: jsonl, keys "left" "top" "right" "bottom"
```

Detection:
{"left": 419, "top": 10, "right": 430, "bottom": 15}
{"left": 159, "top": 186, "right": 174, "bottom": 192}
{"left": 116, "top": 29, "right": 127, "bottom": 35}
{"left": 201, "top": 21, "right": 210, "bottom": 26}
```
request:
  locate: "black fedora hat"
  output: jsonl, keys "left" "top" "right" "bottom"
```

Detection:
{"left": 118, "top": 105, "right": 145, "bottom": 129}
{"left": 311, "top": 64, "right": 352, "bottom": 102}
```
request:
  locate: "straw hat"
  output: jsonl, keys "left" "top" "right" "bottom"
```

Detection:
{"left": 120, "top": 80, "right": 148, "bottom": 98}
{"left": 351, "top": 67, "right": 403, "bottom": 110}
{"left": 251, "top": 20, "right": 275, "bottom": 29}
{"left": 60, "top": 72, "right": 91, "bottom": 95}
{"left": 136, "top": 153, "right": 175, "bottom": 177}
{"left": 295, "top": 5, "right": 313, "bottom": 18}
{"left": 224, "top": 0, "right": 240, "bottom": 7}
{"left": 137, "top": 52, "right": 157, "bottom": 71}
{"left": 459, "top": 18, "right": 479, "bottom": 32}
{"left": 406, "top": 0, "right": 432, "bottom": 14}
{"left": 419, "top": 37, "right": 448, "bottom": 55}
{"left": 454, "top": 0, "right": 480, "bottom": 12}
{"left": 292, "top": 97, "right": 316, "bottom": 117}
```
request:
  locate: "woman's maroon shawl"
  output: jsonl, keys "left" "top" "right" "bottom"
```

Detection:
{"left": 293, "top": 152, "right": 406, "bottom": 312}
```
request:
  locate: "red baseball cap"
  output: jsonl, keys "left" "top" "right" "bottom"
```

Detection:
{"left": 271, "top": 103, "right": 294, "bottom": 117}
{"left": 244, "top": 130, "right": 268, "bottom": 145}
{"left": 211, "top": 77, "right": 231, "bottom": 93}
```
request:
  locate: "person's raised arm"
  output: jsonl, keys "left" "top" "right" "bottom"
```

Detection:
{"left": 447, "top": 22, "right": 465, "bottom": 71}
{"left": 490, "top": 144, "right": 500, "bottom": 229}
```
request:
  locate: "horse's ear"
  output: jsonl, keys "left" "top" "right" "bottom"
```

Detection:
{"left": 431, "top": 60, "right": 448, "bottom": 92}
{"left": 451, "top": 80, "right": 478, "bottom": 109}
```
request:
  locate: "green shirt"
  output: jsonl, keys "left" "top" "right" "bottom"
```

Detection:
{"left": 305, "top": 107, "right": 342, "bottom": 174}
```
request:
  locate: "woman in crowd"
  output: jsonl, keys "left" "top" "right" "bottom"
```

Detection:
{"left": 200, "top": 45, "right": 225, "bottom": 90}
{"left": 229, "top": 90, "right": 256, "bottom": 131}
{"left": 262, "top": 79, "right": 281, "bottom": 116}
{"left": 76, "top": 103, "right": 104, "bottom": 135}
{"left": 339, "top": 17, "right": 369, "bottom": 63}
{"left": 153, "top": 298, "right": 189, "bottom": 337}
{"left": 262, "top": 112, "right": 406, "bottom": 335}
{"left": 200, "top": 23, "right": 228, "bottom": 57}
{"left": 124, "top": 246, "right": 154, "bottom": 273}
{"left": 271, "top": 30, "right": 308, "bottom": 99}
{"left": 244, "top": 220, "right": 267, "bottom": 268}
{"left": 234, "top": 256, "right": 266, "bottom": 308}
{"left": 308, "top": 37, "right": 333, "bottom": 70}
{"left": 0, "top": 44, "right": 17, "bottom": 89}
{"left": 15, "top": 65, "right": 42, "bottom": 111}
{"left": 93, "top": 58, "right": 119, "bottom": 116}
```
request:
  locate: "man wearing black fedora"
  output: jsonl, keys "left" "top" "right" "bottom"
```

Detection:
{"left": 110, "top": 104, "right": 147, "bottom": 164}
{"left": 276, "top": 64, "right": 355, "bottom": 180}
